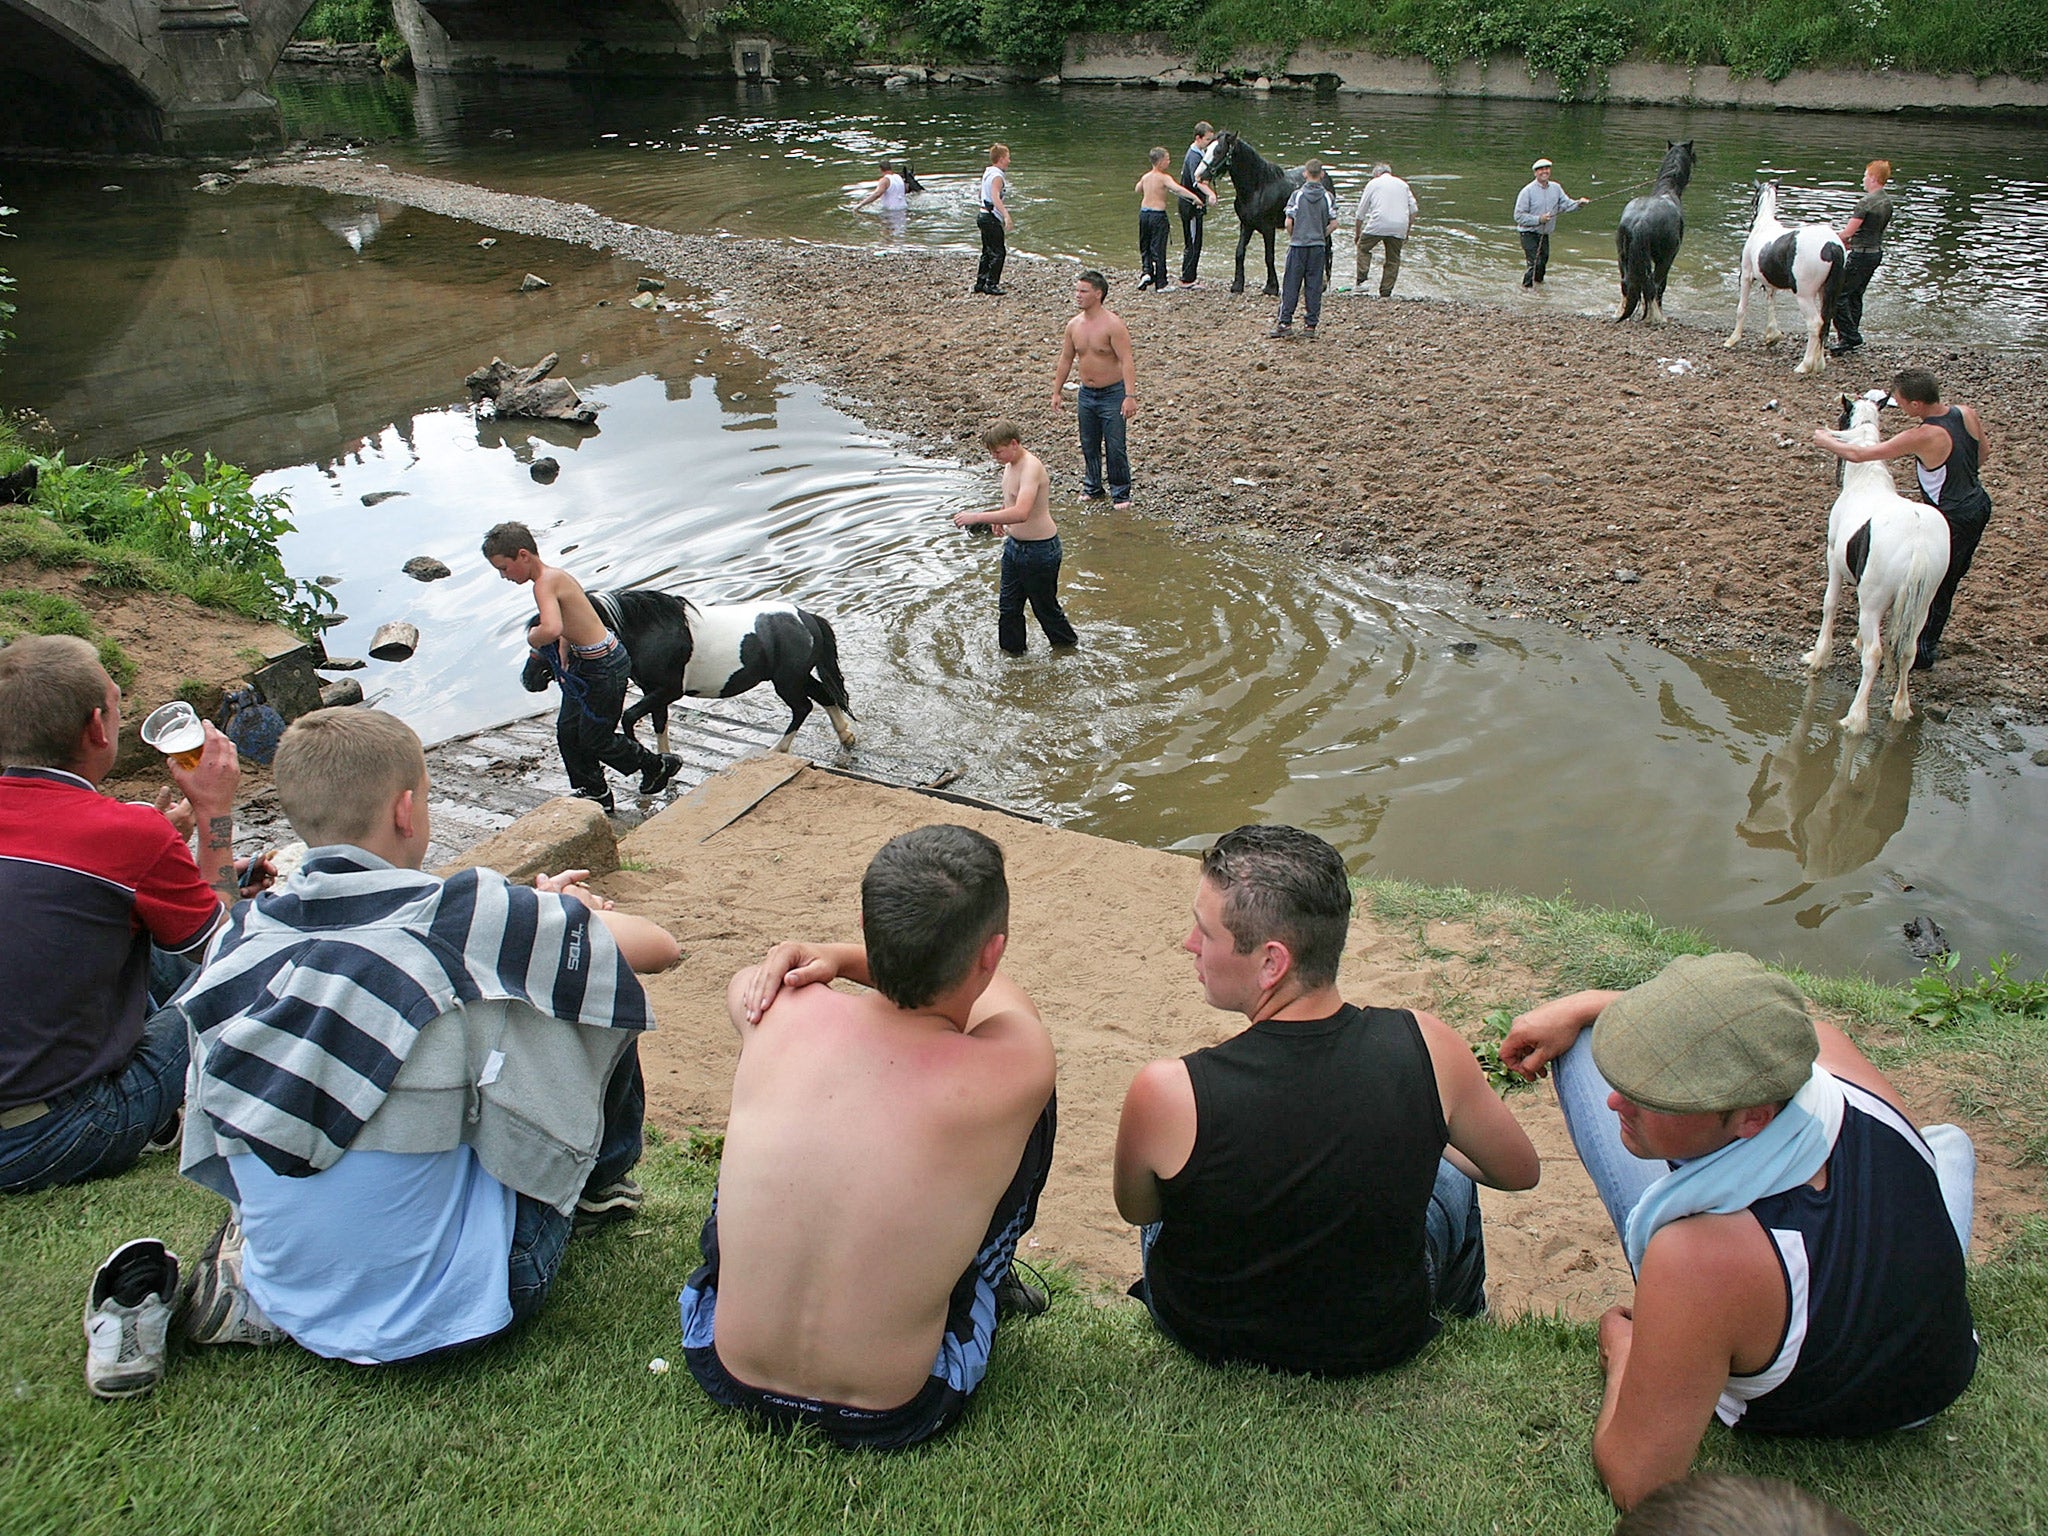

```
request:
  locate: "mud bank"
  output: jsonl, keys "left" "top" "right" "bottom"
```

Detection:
{"left": 245, "top": 159, "right": 2048, "bottom": 723}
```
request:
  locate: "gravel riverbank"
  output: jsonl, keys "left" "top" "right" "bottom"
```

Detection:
{"left": 248, "top": 157, "right": 2048, "bottom": 723}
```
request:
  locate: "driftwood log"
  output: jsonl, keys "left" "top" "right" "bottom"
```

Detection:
{"left": 463, "top": 353, "right": 600, "bottom": 425}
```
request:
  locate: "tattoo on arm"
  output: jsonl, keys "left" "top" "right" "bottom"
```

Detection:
{"left": 207, "top": 815, "right": 232, "bottom": 843}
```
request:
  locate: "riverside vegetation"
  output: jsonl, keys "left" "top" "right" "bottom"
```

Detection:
{"left": 2, "top": 884, "right": 2044, "bottom": 1533}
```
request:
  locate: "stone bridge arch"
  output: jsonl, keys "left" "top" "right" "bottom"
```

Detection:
{"left": 0, "top": 0, "right": 318, "bottom": 150}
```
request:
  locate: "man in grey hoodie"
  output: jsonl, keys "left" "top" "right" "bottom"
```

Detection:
{"left": 1270, "top": 160, "right": 1340, "bottom": 339}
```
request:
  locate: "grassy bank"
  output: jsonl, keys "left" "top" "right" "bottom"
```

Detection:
{"left": 721, "top": 0, "right": 2048, "bottom": 95}
{"left": 0, "top": 420, "right": 333, "bottom": 650}
{"left": 4, "top": 885, "right": 2045, "bottom": 1534}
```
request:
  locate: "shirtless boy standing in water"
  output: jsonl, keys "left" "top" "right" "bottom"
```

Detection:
{"left": 483, "top": 520, "right": 679, "bottom": 813}
{"left": 1051, "top": 270, "right": 1139, "bottom": 510}
{"left": 954, "top": 422, "right": 1078, "bottom": 655}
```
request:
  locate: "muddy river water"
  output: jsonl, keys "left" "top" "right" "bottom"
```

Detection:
{"left": 1, "top": 77, "right": 2044, "bottom": 980}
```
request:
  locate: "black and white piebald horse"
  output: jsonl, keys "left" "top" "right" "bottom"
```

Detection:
{"left": 1726, "top": 181, "right": 1845, "bottom": 375}
{"left": 1613, "top": 140, "right": 1695, "bottom": 325}
{"left": 522, "top": 588, "right": 856, "bottom": 755}
{"left": 1196, "top": 130, "right": 1338, "bottom": 296}
{"left": 1804, "top": 393, "right": 1949, "bottom": 735}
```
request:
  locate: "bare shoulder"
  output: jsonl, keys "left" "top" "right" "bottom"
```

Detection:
{"left": 1642, "top": 1209, "right": 1779, "bottom": 1298}
{"left": 1123, "top": 1055, "right": 1193, "bottom": 1116}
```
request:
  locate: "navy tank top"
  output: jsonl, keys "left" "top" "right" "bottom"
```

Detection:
{"left": 1720, "top": 1079, "right": 1977, "bottom": 1436}
{"left": 1147, "top": 1005, "right": 1448, "bottom": 1375}
{"left": 1914, "top": 406, "right": 1991, "bottom": 520}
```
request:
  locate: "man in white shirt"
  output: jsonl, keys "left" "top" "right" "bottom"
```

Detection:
{"left": 1355, "top": 162, "right": 1419, "bottom": 298}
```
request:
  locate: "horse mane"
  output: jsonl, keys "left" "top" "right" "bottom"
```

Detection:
{"left": 1653, "top": 141, "right": 1694, "bottom": 196}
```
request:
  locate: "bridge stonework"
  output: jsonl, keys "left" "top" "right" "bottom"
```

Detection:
{"left": 1, "top": 0, "right": 314, "bottom": 149}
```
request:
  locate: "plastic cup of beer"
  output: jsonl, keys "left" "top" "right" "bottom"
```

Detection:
{"left": 141, "top": 700, "right": 206, "bottom": 771}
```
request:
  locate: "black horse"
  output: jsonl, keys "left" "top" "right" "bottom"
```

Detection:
{"left": 1614, "top": 140, "right": 1696, "bottom": 325}
{"left": 521, "top": 588, "right": 856, "bottom": 755}
{"left": 1196, "top": 130, "right": 1338, "bottom": 296}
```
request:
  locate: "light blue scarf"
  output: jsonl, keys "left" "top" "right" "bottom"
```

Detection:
{"left": 1623, "top": 1066, "right": 1846, "bottom": 1275}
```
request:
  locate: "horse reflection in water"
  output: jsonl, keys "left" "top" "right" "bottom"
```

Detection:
{"left": 1737, "top": 679, "right": 1919, "bottom": 884}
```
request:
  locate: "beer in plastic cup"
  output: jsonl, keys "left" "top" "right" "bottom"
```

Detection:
{"left": 141, "top": 701, "right": 206, "bottom": 771}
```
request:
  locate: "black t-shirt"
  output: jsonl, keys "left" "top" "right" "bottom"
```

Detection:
{"left": 1847, "top": 190, "right": 1893, "bottom": 252}
{"left": 1146, "top": 1004, "right": 1448, "bottom": 1374}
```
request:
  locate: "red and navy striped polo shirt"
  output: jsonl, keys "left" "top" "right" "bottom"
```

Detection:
{"left": 0, "top": 767, "right": 220, "bottom": 1108}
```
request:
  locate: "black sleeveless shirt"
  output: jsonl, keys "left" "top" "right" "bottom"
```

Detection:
{"left": 1147, "top": 1005, "right": 1448, "bottom": 1375}
{"left": 1914, "top": 406, "right": 1991, "bottom": 521}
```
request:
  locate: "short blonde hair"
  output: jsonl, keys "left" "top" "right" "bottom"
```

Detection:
{"left": 0, "top": 635, "right": 108, "bottom": 768}
{"left": 990, "top": 142, "right": 1009, "bottom": 163}
{"left": 273, "top": 707, "right": 427, "bottom": 848}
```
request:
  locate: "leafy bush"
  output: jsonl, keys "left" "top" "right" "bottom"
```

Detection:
{"left": 1909, "top": 952, "right": 2048, "bottom": 1029}
{"left": 294, "top": 0, "right": 407, "bottom": 63}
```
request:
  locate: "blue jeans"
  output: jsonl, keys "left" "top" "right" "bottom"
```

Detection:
{"left": 0, "top": 1005, "right": 188, "bottom": 1195}
{"left": 505, "top": 1041, "right": 646, "bottom": 1323}
{"left": 998, "top": 535, "right": 1078, "bottom": 654}
{"left": 1137, "top": 1155, "right": 1489, "bottom": 1334}
{"left": 1076, "top": 382, "right": 1131, "bottom": 503}
{"left": 1277, "top": 243, "right": 1327, "bottom": 329}
{"left": 1552, "top": 1029, "right": 1978, "bottom": 1255}
{"left": 557, "top": 643, "right": 656, "bottom": 806}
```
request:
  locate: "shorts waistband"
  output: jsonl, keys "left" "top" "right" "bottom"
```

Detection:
{"left": 568, "top": 631, "right": 621, "bottom": 660}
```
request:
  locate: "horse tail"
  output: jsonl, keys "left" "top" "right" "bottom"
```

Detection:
{"left": 1890, "top": 532, "right": 1944, "bottom": 680}
{"left": 1617, "top": 222, "right": 1651, "bottom": 320}
{"left": 1817, "top": 239, "right": 1845, "bottom": 331}
{"left": 804, "top": 611, "right": 856, "bottom": 717}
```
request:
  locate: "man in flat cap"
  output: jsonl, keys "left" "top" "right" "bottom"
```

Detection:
{"left": 1513, "top": 157, "right": 1586, "bottom": 289}
{"left": 1501, "top": 953, "right": 1977, "bottom": 1511}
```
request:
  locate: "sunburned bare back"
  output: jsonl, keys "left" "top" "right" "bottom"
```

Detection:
{"left": 712, "top": 973, "right": 1054, "bottom": 1408}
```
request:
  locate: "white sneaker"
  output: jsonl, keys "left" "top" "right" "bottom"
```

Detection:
{"left": 183, "top": 1216, "right": 288, "bottom": 1347}
{"left": 84, "top": 1239, "right": 180, "bottom": 1399}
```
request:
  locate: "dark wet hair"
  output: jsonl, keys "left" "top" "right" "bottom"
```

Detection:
{"left": 481, "top": 521, "right": 538, "bottom": 560}
{"left": 1614, "top": 1474, "right": 1866, "bottom": 1535}
{"left": 861, "top": 825, "right": 1010, "bottom": 1008}
{"left": 1079, "top": 269, "right": 1109, "bottom": 299}
{"left": 1200, "top": 825, "right": 1350, "bottom": 989}
{"left": 1892, "top": 368, "right": 1940, "bottom": 405}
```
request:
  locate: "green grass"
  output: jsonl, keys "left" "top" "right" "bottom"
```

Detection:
{"left": 3, "top": 1133, "right": 2044, "bottom": 1534}
{"left": 0, "top": 422, "right": 332, "bottom": 637}
{"left": 0, "top": 586, "right": 131, "bottom": 686}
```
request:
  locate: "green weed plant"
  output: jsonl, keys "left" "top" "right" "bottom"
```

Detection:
{"left": 1909, "top": 951, "right": 2048, "bottom": 1030}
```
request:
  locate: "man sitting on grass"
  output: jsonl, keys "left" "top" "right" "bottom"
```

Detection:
{"left": 1114, "top": 824, "right": 1540, "bottom": 1375}
{"left": 1500, "top": 953, "right": 1978, "bottom": 1510}
{"left": 681, "top": 824, "right": 1057, "bottom": 1449}
{"left": 173, "top": 707, "right": 678, "bottom": 1363}
{"left": 0, "top": 635, "right": 243, "bottom": 1195}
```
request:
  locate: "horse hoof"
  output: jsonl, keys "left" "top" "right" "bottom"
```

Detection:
{"left": 1723, "top": 335, "right": 1740, "bottom": 349}
{"left": 1839, "top": 712, "right": 1870, "bottom": 735}
{"left": 1801, "top": 650, "right": 1823, "bottom": 670}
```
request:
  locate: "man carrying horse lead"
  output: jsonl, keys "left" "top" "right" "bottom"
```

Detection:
{"left": 1514, "top": 157, "right": 1588, "bottom": 290}
{"left": 1811, "top": 368, "right": 1993, "bottom": 671}
{"left": 483, "top": 521, "right": 682, "bottom": 814}
{"left": 1178, "top": 123, "right": 1216, "bottom": 287}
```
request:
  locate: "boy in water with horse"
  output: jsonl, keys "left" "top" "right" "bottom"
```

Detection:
{"left": 1811, "top": 368, "right": 1992, "bottom": 670}
{"left": 954, "top": 422, "right": 1078, "bottom": 655}
{"left": 1135, "top": 147, "right": 1210, "bottom": 294}
{"left": 483, "top": 521, "right": 681, "bottom": 813}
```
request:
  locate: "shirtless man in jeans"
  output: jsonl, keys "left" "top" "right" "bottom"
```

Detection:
{"left": 680, "top": 824, "right": 1058, "bottom": 1449}
{"left": 954, "top": 421, "right": 1078, "bottom": 655}
{"left": 1052, "top": 270, "right": 1140, "bottom": 510}
{"left": 483, "top": 521, "right": 679, "bottom": 813}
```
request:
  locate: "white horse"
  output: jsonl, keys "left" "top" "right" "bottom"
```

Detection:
{"left": 1804, "top": 394, "right": 1950, "bottom": 734}
{"left": 1725, "top": 181, "right": 1845, "bottom": 375}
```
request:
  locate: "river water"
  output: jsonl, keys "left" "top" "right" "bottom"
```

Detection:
{"left": 1, "top": 75, "right": 2044, "bottom": 979}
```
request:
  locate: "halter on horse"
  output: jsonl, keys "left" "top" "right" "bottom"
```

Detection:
{"left": 1613, "top": 140, "right": 1695, "bottom": 324}
{"left": 1803, "top": 393, "right": 1950, "bottom": 734}
{"left": 1197, "top": 131, "right": 1338, "bottom": 296}
{"left": 1725, "top": 181, "right": 1845, "bottom": 375}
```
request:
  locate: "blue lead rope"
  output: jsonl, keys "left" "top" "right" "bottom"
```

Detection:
{"left": 537, "top": 642, "right": 608, "bottom": 726}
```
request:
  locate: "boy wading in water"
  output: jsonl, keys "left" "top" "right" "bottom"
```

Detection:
{"left": 953, "top": 423, "right": 1078, "bottom": 656}
{"left": 483, "top": 521, "right": 681, "bottom": 813}
{"left": 1135, "top": 146, "right": 1209, "bottom": 293}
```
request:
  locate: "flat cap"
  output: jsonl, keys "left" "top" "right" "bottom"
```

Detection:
{"left": 1592, "top": 953, "right": 1817, "bottom": 1114}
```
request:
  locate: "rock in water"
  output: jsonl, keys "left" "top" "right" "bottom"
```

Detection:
{"left": 362, "top": 490, "right": 409, "bottom": 506}
{"left": 630, "top": 291, "right": 657, "bottom": 310}
{"left": 1903, "top": 915, "right": 1950, "bottom": 961}
{"left": 369, "top": 621, "right": 419, "bottom": 662}
{"left": 319, "top": 678, "right": 365, "bottom": 708}
{"left": 636, "top": 277, "right": 666, "bottom": 293}
{"left": 531, "top": 457, "right": 561, "bottom": 484}
{"left": 319, "top": 656, "right": 366, "bottom": 671}
{"left": 520, "top": 273, "right": 550, "bottom": 291}
{"left": 464, "top": 354, "right": 600, "bottom": 425}
{"left": 403, "top": 556, "right": 452, "bottom": 582}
